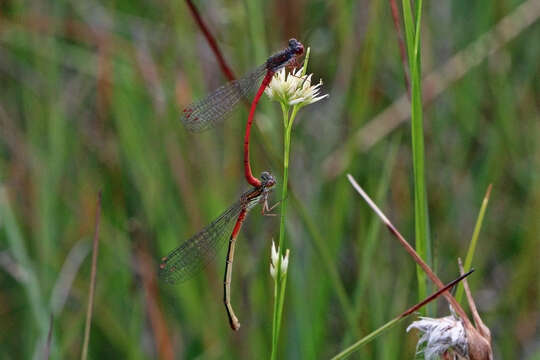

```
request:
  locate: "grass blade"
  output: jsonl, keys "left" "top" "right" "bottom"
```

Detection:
{"left": 402, "top": 0, "right": 430, "bottom": 305}
{"left": 455, "top": 184, "right": 493, "bottom": 304}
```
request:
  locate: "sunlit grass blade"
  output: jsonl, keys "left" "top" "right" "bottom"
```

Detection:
{"left": 455, "top": 184, "right": 493, "bottom": 304}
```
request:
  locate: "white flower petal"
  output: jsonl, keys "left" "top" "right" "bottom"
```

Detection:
{"left": 289, "top": 98, "right": 305, "bottom": 106}
{"left": 265, "top": 67, "right": 328, "bottom": 108}
{"left": 280, "top": 249, "right": 290, "bottom": 276}
{"left": 309, "top": 94, "right": 329, "bottom": 104}
{"left": 270, "top": 264, "right": 276, "bottom": 279}
{"left": 271, "top": 241, "right": 279, "bottom": 265}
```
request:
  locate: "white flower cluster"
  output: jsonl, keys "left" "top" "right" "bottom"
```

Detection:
{"left": 270, "top": 241, "right": 289, "bottom": 279}
{"left": 265, "top": 67, "right": 329, "bottom": 107}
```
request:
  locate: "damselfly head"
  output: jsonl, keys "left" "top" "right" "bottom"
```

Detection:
{"left": 288, "top": 38, "right": 304, "bottom": 56}
{"left": 260, "top": 171, "right": 276, "bottom": 189}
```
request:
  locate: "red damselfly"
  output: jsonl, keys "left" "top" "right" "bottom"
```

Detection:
{"left": 181, "top": 39, "right": 304, "bottom": 187}
{"left": 159, "top": 172, "right": 276, "bottom": 330}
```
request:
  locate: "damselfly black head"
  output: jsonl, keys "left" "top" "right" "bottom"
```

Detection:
{"left": 266, "top": 39, "right": 304, "bottom": 72}
{"left": 260, "top": 171, "right": 276, "bottom": 189}
{"left": 288, "top": 38, "right": 304, "bottom": 56}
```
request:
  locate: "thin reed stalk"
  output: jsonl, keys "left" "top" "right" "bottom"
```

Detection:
{"left": 81, "top": 192, "right": 102, "bottom": 360}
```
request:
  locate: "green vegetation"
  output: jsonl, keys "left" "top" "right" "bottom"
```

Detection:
{"left": 0, "top": 0, "right": 539, "bottom": 359}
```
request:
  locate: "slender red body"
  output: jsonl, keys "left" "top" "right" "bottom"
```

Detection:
{"left": 242, "top": 39, "right": 303, "bottom": 187}
{"left": 230, "top": 209, "right": 247, "bottom": 238}
{"left": 244, "top": 72, "right": 274, "bottom": 187}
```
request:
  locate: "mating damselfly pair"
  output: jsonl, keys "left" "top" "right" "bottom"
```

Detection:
{"left": 159, "top": 39, "right": 304, "bottom": 330}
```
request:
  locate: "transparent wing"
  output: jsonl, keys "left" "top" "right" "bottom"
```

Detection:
{"left": 180, "top": 65, "right": 267, "bottom": 132}
{"left": 158, "top": 199, "right": 243, "bottom": 284}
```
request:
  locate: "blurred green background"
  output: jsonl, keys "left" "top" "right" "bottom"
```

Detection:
{"left": 0, "top": 0, "right": 539, "bottom": 358}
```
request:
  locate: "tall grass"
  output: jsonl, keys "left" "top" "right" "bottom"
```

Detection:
{"left": 402, "top": 0, "right": 431, "bottom": 306}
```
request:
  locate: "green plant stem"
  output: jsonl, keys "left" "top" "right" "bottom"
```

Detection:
{"left": 277, "top": 108, "right": 297, "bottom": 251}
{"left": 257, "top": 115, "right": 359, "bottom": 337}
{"left": 271, "top": 274, "right": 279, "bottom": 356}
{"left": 270, "top": 105, "right": 296, "bottom": 360}
{"left": 275, "top": 249, "right": 289, "bottom": 348}
{"left": 272, "top": 49, "right": 314, "bottom": 358}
